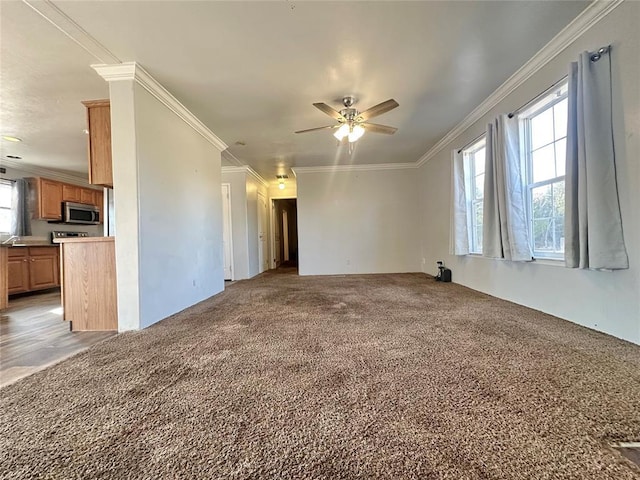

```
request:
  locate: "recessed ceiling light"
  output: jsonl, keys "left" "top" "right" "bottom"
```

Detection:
{"left": 6, "top": 155, "right": 22, "bottom": 159}
{"left": 2, "top": 135, "right": 22, "bottom": 142}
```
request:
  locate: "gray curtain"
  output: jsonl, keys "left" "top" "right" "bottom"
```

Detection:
{"left": 565, "top": 48, "right": 628, "bottom": 269}
{"left": 10, "top": 179, "right": 31, "bottom": 237}
{"left": 483, "top": 115, "right": 532, "bottom": 261}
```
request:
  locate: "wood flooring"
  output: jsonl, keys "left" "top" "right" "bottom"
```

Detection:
{"left": 0, "top": 289, "right": 115, "bottom": 387}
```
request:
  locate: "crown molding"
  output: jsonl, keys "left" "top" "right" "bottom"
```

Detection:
{"left": 415, "top": 0, "right": 624, "bottom": 167}
{"left": 292, "top": 162, "right": 417, "bottom": 175}
{"left": 221, "top": 166, "right": 247, "bottom": 174}
{"left": 221, "top": 165, "right": 269, "bottom": 187}
{"left": 22, "top": 0, "right": 120, "bottom": 64}
{"left": 92, "top": 62, "right": 228, "bottom": 152}
{"left": 221, "top": 150, "right": 244, "bottom": 167}
{"left": 1, "top": 158, "right": 98, "bottom": 187}
{"left": 246, "top": 166, "right": 269, "bottom": 187}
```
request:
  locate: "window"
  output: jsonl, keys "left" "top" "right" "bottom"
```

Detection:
{"left": 520, "top": 82, "right": 568, "bottom": 259}
{"left": 463, "top": 138, "right": 486, "bottom": 254}
{"left": 0, "top": 180, "right": 12, "bottom": 234}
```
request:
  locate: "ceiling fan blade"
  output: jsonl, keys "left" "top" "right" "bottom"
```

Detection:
{"left": 313, "top": 103, "right": 345, "bottom": 121}
{"left": 294, "top": 125, "right": 338, "bottom": 134}
{"left": 357, "top": 99, "right": 399, "bottom": 121}
{"left": 361, "top": 122, "right": 398, "bottom": 135}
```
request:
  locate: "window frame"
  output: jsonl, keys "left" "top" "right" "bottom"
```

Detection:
{"left": 520, "top": 81, "right": 568, "bottom": 260}
{"left": 0, "top": 179, "right": 13, "bottom": 235}
{"left": 462, "top": 137, "right": 487, "bottom": 255}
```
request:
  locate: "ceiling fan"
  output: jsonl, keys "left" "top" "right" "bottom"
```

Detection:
{"left": 295, "top": 96, "right": 399, "bottom": 143}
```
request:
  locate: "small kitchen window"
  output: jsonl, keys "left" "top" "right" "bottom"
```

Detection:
{"left": 0, "top": 179, "right": 13, "bottom": 234}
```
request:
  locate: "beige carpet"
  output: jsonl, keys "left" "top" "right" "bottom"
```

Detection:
{"left": 1, "top": 271, "right": 639, "bottom": 479}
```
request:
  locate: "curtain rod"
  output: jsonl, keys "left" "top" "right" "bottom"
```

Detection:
{"left": 457, "top": 132, "right": 486, "bottom": 154}
{"left": 507, "top": 75, "right": 568, "bottom": 119}
{"left": 0, "top": 177, "right": 16, "bottom": 183}
{"left": 507, "top": 44, "right": 609, "bottom": 119}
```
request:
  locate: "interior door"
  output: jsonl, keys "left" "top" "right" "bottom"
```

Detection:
{"left": 221, "top": 184, "right": 233, "bottom": 280}
{"left": 273, "top": 200, "right": 281, "bottom": 268}
{"left": 257, "top": 192, "right": 269, "bottom": 273}
{"left": 282, "top": 210, "right": 289, "bottom": 262}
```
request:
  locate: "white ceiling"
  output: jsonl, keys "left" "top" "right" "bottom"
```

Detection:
{"left": 1, "top": 0, "right": 590, "bottom": 183}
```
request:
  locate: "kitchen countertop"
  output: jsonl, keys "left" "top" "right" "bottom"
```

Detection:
{"left": 54, "top": 236, "right": 114, "bottom": 244}
{"left": 1, "top": 243, "right": 59, "bottom": 248}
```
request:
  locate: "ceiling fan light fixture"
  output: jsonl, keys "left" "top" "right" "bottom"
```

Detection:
{"left": 333, "top": 123, "right": 350, "bottom": 141}
{"left": 348, "top": 125, "right": 365, "bottom": 143}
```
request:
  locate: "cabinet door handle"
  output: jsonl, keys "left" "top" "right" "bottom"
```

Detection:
{"left": 23, "top": 259, "right": 28, "bottom": 262}
{"left": 31, "top": 258, "right": 35, "bottom": 262}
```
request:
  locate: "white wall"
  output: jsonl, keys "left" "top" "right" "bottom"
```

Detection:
{"left": 419, "top": 2, "right": 640, "bottom": 344}
{"left": 110, "top": 79, "right": 224, "bottom": 330}
{"left": 134, "top": 85, "right": 224, "bottom": 328}
{"left": 296, "top": 167, "right": 421, "bottom": 276}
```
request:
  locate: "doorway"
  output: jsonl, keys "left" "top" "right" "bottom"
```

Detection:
{"left": 257, "top": 192, "right": 269, "bottom": 274}
{"left": 271, "top": 198, "right": 298, "bottom": 271}
{"left": 221, "top": 183, "right": 233, "bottom": 280}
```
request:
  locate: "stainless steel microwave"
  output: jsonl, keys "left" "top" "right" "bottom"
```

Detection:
{"left": 62, "top": 202, "right": 100, "bottom": 225}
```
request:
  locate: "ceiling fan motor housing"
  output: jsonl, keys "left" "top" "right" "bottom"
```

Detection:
{"left": 342, "top": 96, "right": 356, "bottom": 108}
{"left": 340, "top": 96, "right": 358, "bottom": 123}
{"left": 340, "top": 108, "right": 358, "bottom": 123}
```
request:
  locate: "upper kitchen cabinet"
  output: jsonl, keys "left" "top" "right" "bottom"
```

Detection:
{"left": 28, "top": 177, "right": 103, "bottom": 222}
{"left": 62, "top": 183, "right": 81, "bottom": 203}
{"left": 28, "top": 177, "right": 63, "bottom": 220}
{"left": 82, "top": 99, "right": 113, "bottom": 187}
{"left": 80, "top": 188, "right": 95, "bottom": 205}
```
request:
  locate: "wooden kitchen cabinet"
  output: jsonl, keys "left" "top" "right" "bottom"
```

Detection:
{"left": 7, "top": 246, "right": 59, "bottom": 295}
{"left": 27, "top": 177, "right": 64, "bottom": 220}
{"left": 28, "top": 177, "right": 102, "bottom": 222}
{"left": 82, "top": 99, "right": 113, "bottom": 187}
{"left": 80, "top": 188, "right": 95, "bottom": 205}
{"left": 93, "top": 189, "right": 104, "bottom": 221}
{"left": 28, "top": 246, "right": 59, "bottom": 290}
{"left": 27, "top": 177, "right": 62, "bottom": 220}
{"left": 62, "top": 183, "right": 82, "bottom": 203}
{"left": 7, "top": 249, "right": 29, "bottom": 294}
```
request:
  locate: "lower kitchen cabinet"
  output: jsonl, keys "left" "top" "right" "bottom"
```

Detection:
{"left": 7, "top": 246, "right": 59, "bottom": 295}
{"left": 8, "top": 249, "right": 29, "bottom": 294}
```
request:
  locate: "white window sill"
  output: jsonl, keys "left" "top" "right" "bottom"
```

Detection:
{"left": 463, "top": 253, "right": 565, "bottom": 267}
{"left": 531, "top": 257, "right": 565, "bottom": 267}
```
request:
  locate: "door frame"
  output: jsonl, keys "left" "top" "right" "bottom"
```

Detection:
{"left": 221, "top": 183, "right": 234, "bottom": 281}
{"left": 269, "top": 196, "right": 297, "bottom": 270}
{"left": 257, "top": 191, "right": 269, "bottom": 274}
